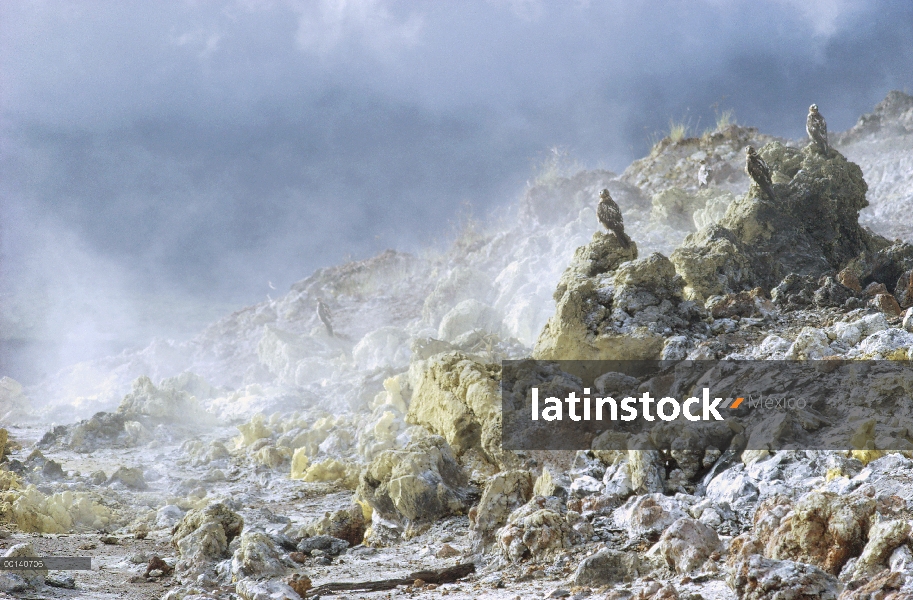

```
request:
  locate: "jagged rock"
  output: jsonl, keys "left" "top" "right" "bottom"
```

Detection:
{"left": 406, "top": 351, "right": 510, "bottom": 467}
{"left": 613, "top": 494, "right": 687, "bottom": 539}
{"left": 839, "top": 269, "right": 863, "bottom": 292}
{"left": 708, "top": 287, "right": 772, "bottom": 319}
{"left": 705, "top": 467, "right": 759, "bottom": 508}
{"left": 572, "top": 548, "right": 640, "bottom": 586}
{"left": 871, "top": 293, "right": 903, "bottom": 316}
{"left": 761, "top": 491, "right": 875, "bottom": 575}
{"left": 299, "top": 504, "right": 366, "bottom": 547}
{"left": 657, "top": 517, "right": 722, "bottom": 574}
{"left": 845, "top": 242, "right": 913, "bottom": 292}
{"left": 358, "top": 435, "right": 473, "bottom": 530}
{"left": 838, "top": 569, "right": 908, "bottom": 600}
{"left": 895, "top": 270, "right": 913, "bottom": 308}
{"left": 497, "top": 496, "right": 578, "bottom": 561}
{"left": 672, "top": 228, "right": 755, "bottom": 302}
{"left": 172, "top": 503, "right": 244, "bottom": 569}
{"left": 844, "top": 520, "right": 911, "bottom": 581}
{"left": 729, "top": 554, "right": 841, "bottom": 600}
{"left": 287, "top": 573, "right": 312, "bottom": 597}
{"left": 533, "top": 234, "right": 669, "bottom": 361}
{"left": 786, "top": 327, "right": 832, "bottom": 360}
{"left": 231, "top": 532, "right": 289, "bottom": 581}
{"left": 853, "top": 328, "right": 913, "bottom": 359}
{"left": 628, "top": 446, "right": 666, "bottom": 495}
{"left": 533, "top": 467, "right": 571, "bottom": 500}
{"left": 469, "top": 470, "right": 533, "bottom": 548}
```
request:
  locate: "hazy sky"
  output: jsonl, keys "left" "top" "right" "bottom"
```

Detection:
{"left": 1, "top": 1, "right": 912, "bottom": 377}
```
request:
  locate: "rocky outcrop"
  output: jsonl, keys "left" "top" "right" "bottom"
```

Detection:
{"left": 406, "top": 352, "right": 507, "bottom": 467}
{"left": 534, "top": 230, "right": 703, "bottom": 360}
{"left": 672, "top": 143, "right": 881, "bottom": 302}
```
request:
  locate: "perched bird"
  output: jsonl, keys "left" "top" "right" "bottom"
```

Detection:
{"left": 316, "top": 298, "right": 334, "bottom": 337}
{"left": 597, "top": 188, "right": 632, "bottom": 248}
{"left": 806, "top": 103, "right": 829, "bottom": 155}
{"left": 697, "top": 159, "right": 713, "bottom": 188}
{"left": 745, "top": 146, "right": 774, "bottom": 200}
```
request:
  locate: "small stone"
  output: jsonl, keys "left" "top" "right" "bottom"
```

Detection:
{"left": 100, "top": 536, "right": 119, "bottom": 545}
{"left": 548, "top": 588, "right": 571, "bottom": 598}
{"left": 436, "top": 543, "right": 460, "bottom": 558}
{"left": 45, "top": 572, "right": 76, "bottom": 588}
{"left": 148, "top": 569, "right": 163, "bottom": 578}
{"left": 289, "top": 551, "right": 308, "bottom": 563}
{"left": 287, "top": 573, "right": 312, "bottom": 596}
{"left": 146, "top": 556, "right": 173, "bottom": 577}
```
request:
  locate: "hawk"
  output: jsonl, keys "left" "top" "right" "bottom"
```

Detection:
{"left": 697, "top": 159, "right": 713, "bottom": 188}
{"left": 597, "top": 188, "right": 631, "bottom": 248}
{"left": 316, "top": 298, "right": 334, "bottom": 337}
{"left": 745, "top": 146, "right": 774, "bottom": 200}
{"left": 806, "top": 104, "right": 828, "bottom": 155}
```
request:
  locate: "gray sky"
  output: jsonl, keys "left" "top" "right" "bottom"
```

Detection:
{"left": 1, "top": 0, "right": 912, "bottom": 378}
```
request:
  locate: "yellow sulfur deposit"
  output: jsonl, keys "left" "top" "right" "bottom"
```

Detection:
{"left": 1, "top": 485, "right": 116, "bottom": 533}
{"left": 235, "top": 414, "right": 272, "bottom": 448}
{"left": 290, "top": 447, "right": 310, "bottom": 480}
{"left": 301, "top": 459, "right": 361, "bottom": 489}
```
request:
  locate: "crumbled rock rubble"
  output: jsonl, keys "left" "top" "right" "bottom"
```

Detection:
{"left": 2, "top": 92, "right": 913, "bottom": 600}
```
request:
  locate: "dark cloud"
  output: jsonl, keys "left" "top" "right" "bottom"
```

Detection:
{"left": 1, "top": 0, "right": 911, "bottom": 380}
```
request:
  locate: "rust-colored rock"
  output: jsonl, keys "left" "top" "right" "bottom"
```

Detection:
{"left": 865, "top": 282, "right": 889, "bottom": 296}
{"left": 287, "top": 573, "right": 312, "bottom": 596}
{"left": 871, "top": 293, "right": 903, "bottom": 316}
{"left": 838, "top": 269, "right": 862, "bottom": 293}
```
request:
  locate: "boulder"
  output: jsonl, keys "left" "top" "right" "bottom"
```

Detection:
{"left": 728, "top": 554, "right": 841, "bottom": 600}
{"left": 657, "top": 517, "right": 722, "bottom": 574}
{"left": 299, "top": 504, "right": 366, "bottom": 547}
{"left": 497, "top": 496, "right": 579, "bottom": 561}
{"left": 572, "top": 548, "right": 640, "bottom": 586}
{"left": 171, "top": 503, "right": 244, "bottom": 569}
{"left": 357, "top": 435, "right": 473, "bottom": 530}
{"left": 231, "top": 532, "right": 289, "bottom": 581}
